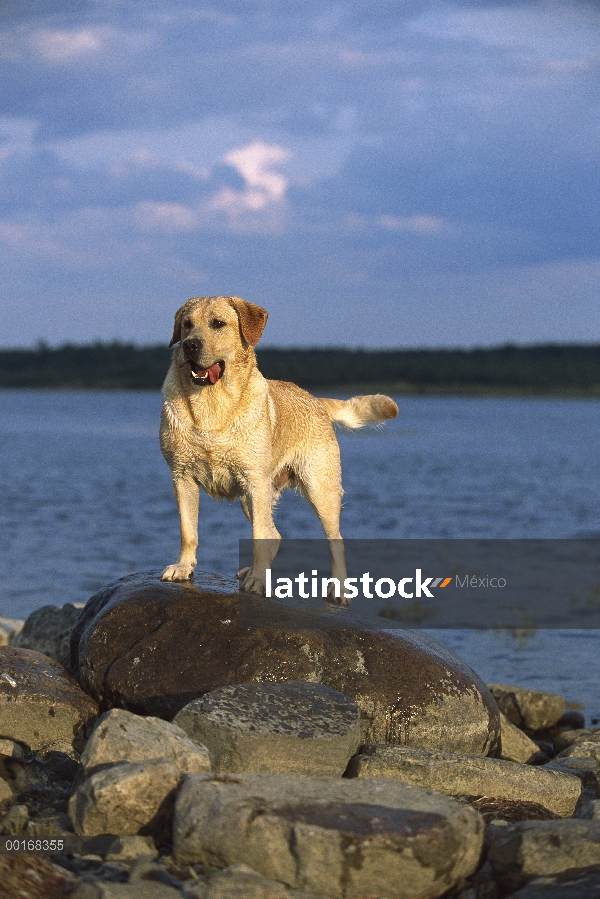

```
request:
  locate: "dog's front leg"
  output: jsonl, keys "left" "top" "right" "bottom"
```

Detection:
{"left": 238, "top": 483, "right": 280, "bottom": 595}
{"left": 161, "top": 475, "right": 200, "bottom": 581}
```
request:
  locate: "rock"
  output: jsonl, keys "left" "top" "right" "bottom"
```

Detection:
{"left": 0, "top": 646, "right": 98, "bottom": 752}
{"left": 557, "top": 708, "right": 586, "bottom": 730}
{"left": 509, "top": 866, "right": 600, "bottom": 898}
{"left": 128, "top": 857, "right": 185, "bottom": 887}
{"left": 498, "top": 712, "right": 544, "bottom": 763}
{"left": 189, "top": 863, "right": 323, "bottom": 898}
{"left": 173, "top": 681, "right": 360, "bottom": 776}
{"left": 68, "top": 757, "right": 182, "bottom": 836}
{"left": 487, "top": 819, "right": 600, "bottom": 892}
{"left": 0, "top": 617, "right": 24, "bottom": 646}
{"left": 1, "top": 803, "right": 29, "bottom": 834}
{"left": 0, "top": 738, "right": 24, "bottom": 759}
{"left": 557, "top": 739, "right": 600, "bottom": 761}
{"left": 173, "top": 771, "right": 484, "bottom": 899}
{"left": 488, "top": 684, "right": 566, "bottom": 732}
{"left": 346, "top": 745, "right": 581, "bottom": 816}
{"left": 69, "top": 571, "right": 500, "bottom": 756}
{"left": 0, "top": 777, "right": 12, "bottom": 804}
{"left": 72, "top": 884, "right": 182, "bottom": 899}
{"left": 12, "top": 603, "right": 83, "bottom": 663}
{"left": 105, "top": 835, "right": 158, "bottom": 860}
{"left": 0, "top": 855, "right": 81, "bottom": 899}
{"left": 70, "top": 711, "right": 212, "bottom": 838}
{"left": 575, "top": 798, "right": 600, "bottom": 819}
{"left": 81, "top": 708, "right": 211, "bottom": 774}
{"left": 554, "top": 727, "right": 600, "bottom": 754}
{"left": 544, "top": 757, "right": 600, "bottom": 795}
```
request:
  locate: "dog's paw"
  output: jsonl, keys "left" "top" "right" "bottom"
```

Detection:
{"left": 160, "top": 563, "right": 195, "bottom": 582}
{"left": 325, "top": 583, "right": 352, "bottom": 607}
{"left": 240, "top": 570, "right": 267, "bottom": 596}
{"left": 236, "top": 566, "right": 251, "bottom": 580}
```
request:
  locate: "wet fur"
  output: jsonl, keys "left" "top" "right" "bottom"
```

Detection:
{"left": 160, "top": 295, "right": 398, "bottom": 604}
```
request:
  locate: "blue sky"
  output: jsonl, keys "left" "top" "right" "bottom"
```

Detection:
{"left": 1, "top": 0, "right": 599, "bottom": 348}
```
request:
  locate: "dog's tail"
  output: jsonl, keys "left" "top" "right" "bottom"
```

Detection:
{"left": 319, "top": 394, "right": 398, "bottom": 429}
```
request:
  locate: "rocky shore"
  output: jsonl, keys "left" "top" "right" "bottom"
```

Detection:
{"left": 1, "top": 571, "right": 599, "bottom": 899}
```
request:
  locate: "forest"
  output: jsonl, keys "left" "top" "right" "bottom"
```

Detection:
{"left": 0, "top": 342, "right": 599, "bottom": 394}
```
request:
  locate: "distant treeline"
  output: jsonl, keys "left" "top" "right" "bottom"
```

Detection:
{"left": 0, "top": 342, "right": 599, "bottom": 394}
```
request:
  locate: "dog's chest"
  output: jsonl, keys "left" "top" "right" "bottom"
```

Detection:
{"left": 161, "top": 409, "right": 247, "bottom": 500}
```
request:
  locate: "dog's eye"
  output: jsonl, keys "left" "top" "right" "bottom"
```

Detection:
{"left": 210, "top": 319, "right": 227, "bottom": 330}
{"left": 183, "top": 318, "right": 193, "bottom": 330}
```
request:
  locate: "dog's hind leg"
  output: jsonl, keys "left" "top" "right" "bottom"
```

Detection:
{"left": 300, "top": 472, "right": 350, "bottom": 606}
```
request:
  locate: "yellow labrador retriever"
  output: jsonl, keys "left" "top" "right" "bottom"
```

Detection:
{"left": 160, "top": 296, "right": 398, "bottom": 604}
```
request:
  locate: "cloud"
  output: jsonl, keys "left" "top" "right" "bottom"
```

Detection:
{"left": 134, "top": 201, "right": 198, "bottom": 232}
{"left": 29, "top": 28, "right": 104, "bottom": 63}
{"left": 378, "top": 214, "right": 446, "bottom": 235}
{"left": 0, "top": 24, "right": 151, "bottom": 67}
{"left": 208, "top": 141, "right": 292, "bottom": 232}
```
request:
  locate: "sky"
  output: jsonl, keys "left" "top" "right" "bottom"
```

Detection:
{"left": 0, "top": 0, "right": 599, "bottom": 348}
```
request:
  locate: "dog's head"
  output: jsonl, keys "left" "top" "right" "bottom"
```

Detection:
{"left": 169, "top": 296, "right": 268, "bottom": 387}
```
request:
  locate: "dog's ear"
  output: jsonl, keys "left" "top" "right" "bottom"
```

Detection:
{"left": 228, "top": 297, "right": 268, "bottom": 347}
{"left": 169, "top": 299, "right": 196, "bottom": 347}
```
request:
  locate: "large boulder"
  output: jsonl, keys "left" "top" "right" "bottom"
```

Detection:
{"left": 68, "top": 571, "right": 500, "bottom": 756}
{"left": 173, "top": 772, "right": 485, "bottom": 899}
{"left": 0, "top": 646, "right": 98, "bottom": 753}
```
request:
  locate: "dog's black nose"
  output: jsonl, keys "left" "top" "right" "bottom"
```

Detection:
{"left": 183, "top": 338, "right": 202, "bottom": 356}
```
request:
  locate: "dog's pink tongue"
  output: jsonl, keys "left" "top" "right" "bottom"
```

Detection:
{"left": 207, "top": 363, "right": 221, "bottom": 384}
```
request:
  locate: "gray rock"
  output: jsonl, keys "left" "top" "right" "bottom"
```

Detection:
{"left": 68, "top": 757, "right": 181, "bottom": 836}
{"left": 173, "top": 681, "right": 360, "bottom": 776}
{"left": 553, "top": 727, "right": 600, "bottom": 754}
{"left": 128, "top": 858, "right": 185, "bottom": 887}
{"left": 346, "top": 744, "right": 581, "bottom": 816}
{"left": 72, "top": 883, "right": 182, "bottom": 899}
{"left": 488, "top": 684, "right": 566, "bottom": 732}
{"left": 575, "top": 798, "right": 600, "bottom": 819}
{"left": 557, "top": 739, "right": 600, "bottom": 761}
{"left": 81, "top": 708, "right": 211, "bottom": 774}
{"left": 105, "top": 834, "right": 157, "bottom": 860}
{"left": 0, "top": 738, "right": 24, "bottom": 759}
{"left": 498, "top": 712, "right": 543, "bottom": 764}
{"left": 186, "top": 863, "right": 324, "bottom": 899}
{"left": 2, "top": 803, "right": 29, "bottom": 834}
{"left": 487, "top": 819, "right": 600, "bottom": 892}
{"left": 0, "top": 616, "right": 24, "bottom": 646}
{"left": 544, "top": 757, "right": 600, "bottom": 795}
{"left": 0, "top": 776, "right": 12, "bottom": 804}
{"left": 12, "top": 603, "right": 83, "bottom": 663}
{"left": 0, "top": 646, "right": 98, "bottom": 752}
{"left": 509, "top": 866, "right": 600, "bottom": 898}
{"left": 173, "top": 772, "right": 484, "bottom": 899}
{"left": 490, "top": 685, "right": 565, "bottom": 736}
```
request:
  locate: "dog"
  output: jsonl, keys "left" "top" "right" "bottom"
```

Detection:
{"left": 159, "top": 295, "right": 398, "bottom": 605}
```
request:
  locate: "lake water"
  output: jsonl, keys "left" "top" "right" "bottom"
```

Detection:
{"left": 1, "top": 390, "right": 599, "bottom": 719}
